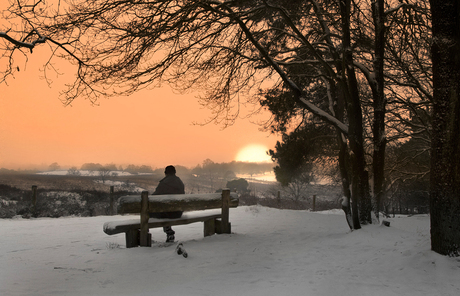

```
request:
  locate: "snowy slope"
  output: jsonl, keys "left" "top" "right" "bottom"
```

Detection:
{"left": 1, "top": 206, "right": 459, "bottom": 296}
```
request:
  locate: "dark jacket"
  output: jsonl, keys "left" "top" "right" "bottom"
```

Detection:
{"left": 153, "top": 174, "right": 185, "bottom": 195}
{"left": 150, "top": 174, "right": 185, "bottom": 218}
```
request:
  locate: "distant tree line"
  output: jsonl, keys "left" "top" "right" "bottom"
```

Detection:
{"left": 76, "top": 160, "right": 272, "bottom": 177}
{"left": 2, "top": 160, "right": 273, "bottom": 177}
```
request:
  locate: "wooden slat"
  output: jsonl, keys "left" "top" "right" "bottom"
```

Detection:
{"left": 103, "top": 213, "right": 223, "bottom": 235}
{"left": 118, "top": 192, "right": 239, "bottom": 214}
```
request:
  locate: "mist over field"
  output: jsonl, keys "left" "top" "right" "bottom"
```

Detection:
{"left": 0, "top": 165, "right": 344, "bottom": 219}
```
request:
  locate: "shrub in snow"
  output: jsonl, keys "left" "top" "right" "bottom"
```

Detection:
{"left": 36, "top": 191, "right": 87, "bottom": 217}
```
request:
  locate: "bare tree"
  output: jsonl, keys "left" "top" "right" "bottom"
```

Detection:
{"left": 98, "top": 166, "right": 111, "bottom": 184}
{"left": 67, "top": 166, "right": 81, "bottom": 176}
{"left": 0, "top": 0, "right": 432, "bottom": 231}
{"left": 48, "top": 162, "right": 60, "bottom": 171}
{"left": 283, "top": 172, "right": 312, "bottom": 202}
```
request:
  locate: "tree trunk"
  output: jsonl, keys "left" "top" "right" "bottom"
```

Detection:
{"left": 339, "top": 0, "right": 371, "bottom": 227}
{"left": 371, "top": 0, "right": 387, "bottom": 221}
{"left": 429, "top": 0, "right": 460, "bottom": 256}
{"left": 332, "top": 79, "right": 354, "bottom": 230}
{"left": 338, "top": 133, "right": 353, "bottom": 230}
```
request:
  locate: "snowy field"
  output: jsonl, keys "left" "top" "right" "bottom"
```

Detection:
{"left": 1, "top": 206, "right": 459, "bottom": 296}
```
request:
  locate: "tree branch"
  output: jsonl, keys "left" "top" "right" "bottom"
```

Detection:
{"left": 0, "top": 29, "right": 46, "bottom": 52}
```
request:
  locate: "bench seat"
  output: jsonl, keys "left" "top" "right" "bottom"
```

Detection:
{"left": 103, "top": 211, "right": 223, "bottom": 235}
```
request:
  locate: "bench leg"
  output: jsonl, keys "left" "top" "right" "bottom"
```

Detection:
{"left": 215, "top": 219, "right": 231, "bottom": 234}
{"left": 126, "top": 229, "right": 152, "bottom": 248}
{"left": 204, "top": 218, "right": 216, "bottom": 237}
{"left": 126, "top": 229, "right": 139, "bottom": 248}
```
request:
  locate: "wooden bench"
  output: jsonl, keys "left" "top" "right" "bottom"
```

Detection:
{"left": 103, "top": 189, "right": 239, "bottom": 248}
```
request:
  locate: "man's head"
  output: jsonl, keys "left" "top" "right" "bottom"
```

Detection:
{"left": 164, "top": 165, "right": 176, "bottom": 175}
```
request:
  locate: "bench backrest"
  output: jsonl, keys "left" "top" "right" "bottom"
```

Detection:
{"left": 118, "top": 190, "right": 239, "bottom": 214}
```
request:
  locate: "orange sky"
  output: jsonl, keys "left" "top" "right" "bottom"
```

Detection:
{"left": 0, "top": 44, "right": 279, "bottom": 170}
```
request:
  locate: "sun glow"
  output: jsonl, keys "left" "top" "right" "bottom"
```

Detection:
{"left": 235, "top": 144, "right": 271, "bottom": 163}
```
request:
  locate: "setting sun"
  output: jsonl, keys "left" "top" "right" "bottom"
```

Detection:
{"left": 235, "top": 144, "right": 271, "bottom": 163}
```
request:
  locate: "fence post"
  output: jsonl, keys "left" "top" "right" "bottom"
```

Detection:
{"left": 31, "top": 185, "right": 37, "bottom": 217}
{"left": 110, "top": 186, "right": 115, "bottom": 215}
{"left": 312, "top": 195, "right": 316, "bottom": 212}
{"left": 277, "top": 191, "right": 281, "bottom": 206}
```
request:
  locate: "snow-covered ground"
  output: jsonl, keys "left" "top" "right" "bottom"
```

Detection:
{"left": 37, "top": 170, "right": 136, "bottom": 177}
{"left": 238, "top": 172, "right": 278, "bottom": 183}
{"left": 1, "top": 206, "right": 458, "bottom": 296}
{"left": 93, "top": 180, "right": 145, "bottom": 193}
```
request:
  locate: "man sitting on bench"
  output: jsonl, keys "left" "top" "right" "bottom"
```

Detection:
{"left": 150, "top": 165, "right": 185, "bottom": 242}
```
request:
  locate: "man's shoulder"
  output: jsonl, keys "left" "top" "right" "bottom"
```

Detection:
{"left": 162, "top": 175, "right": 182, "bottom": 182}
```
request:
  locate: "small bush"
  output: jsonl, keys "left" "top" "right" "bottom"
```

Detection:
{"left": 106, "top": 242, "right": 121, "bottom": 249}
